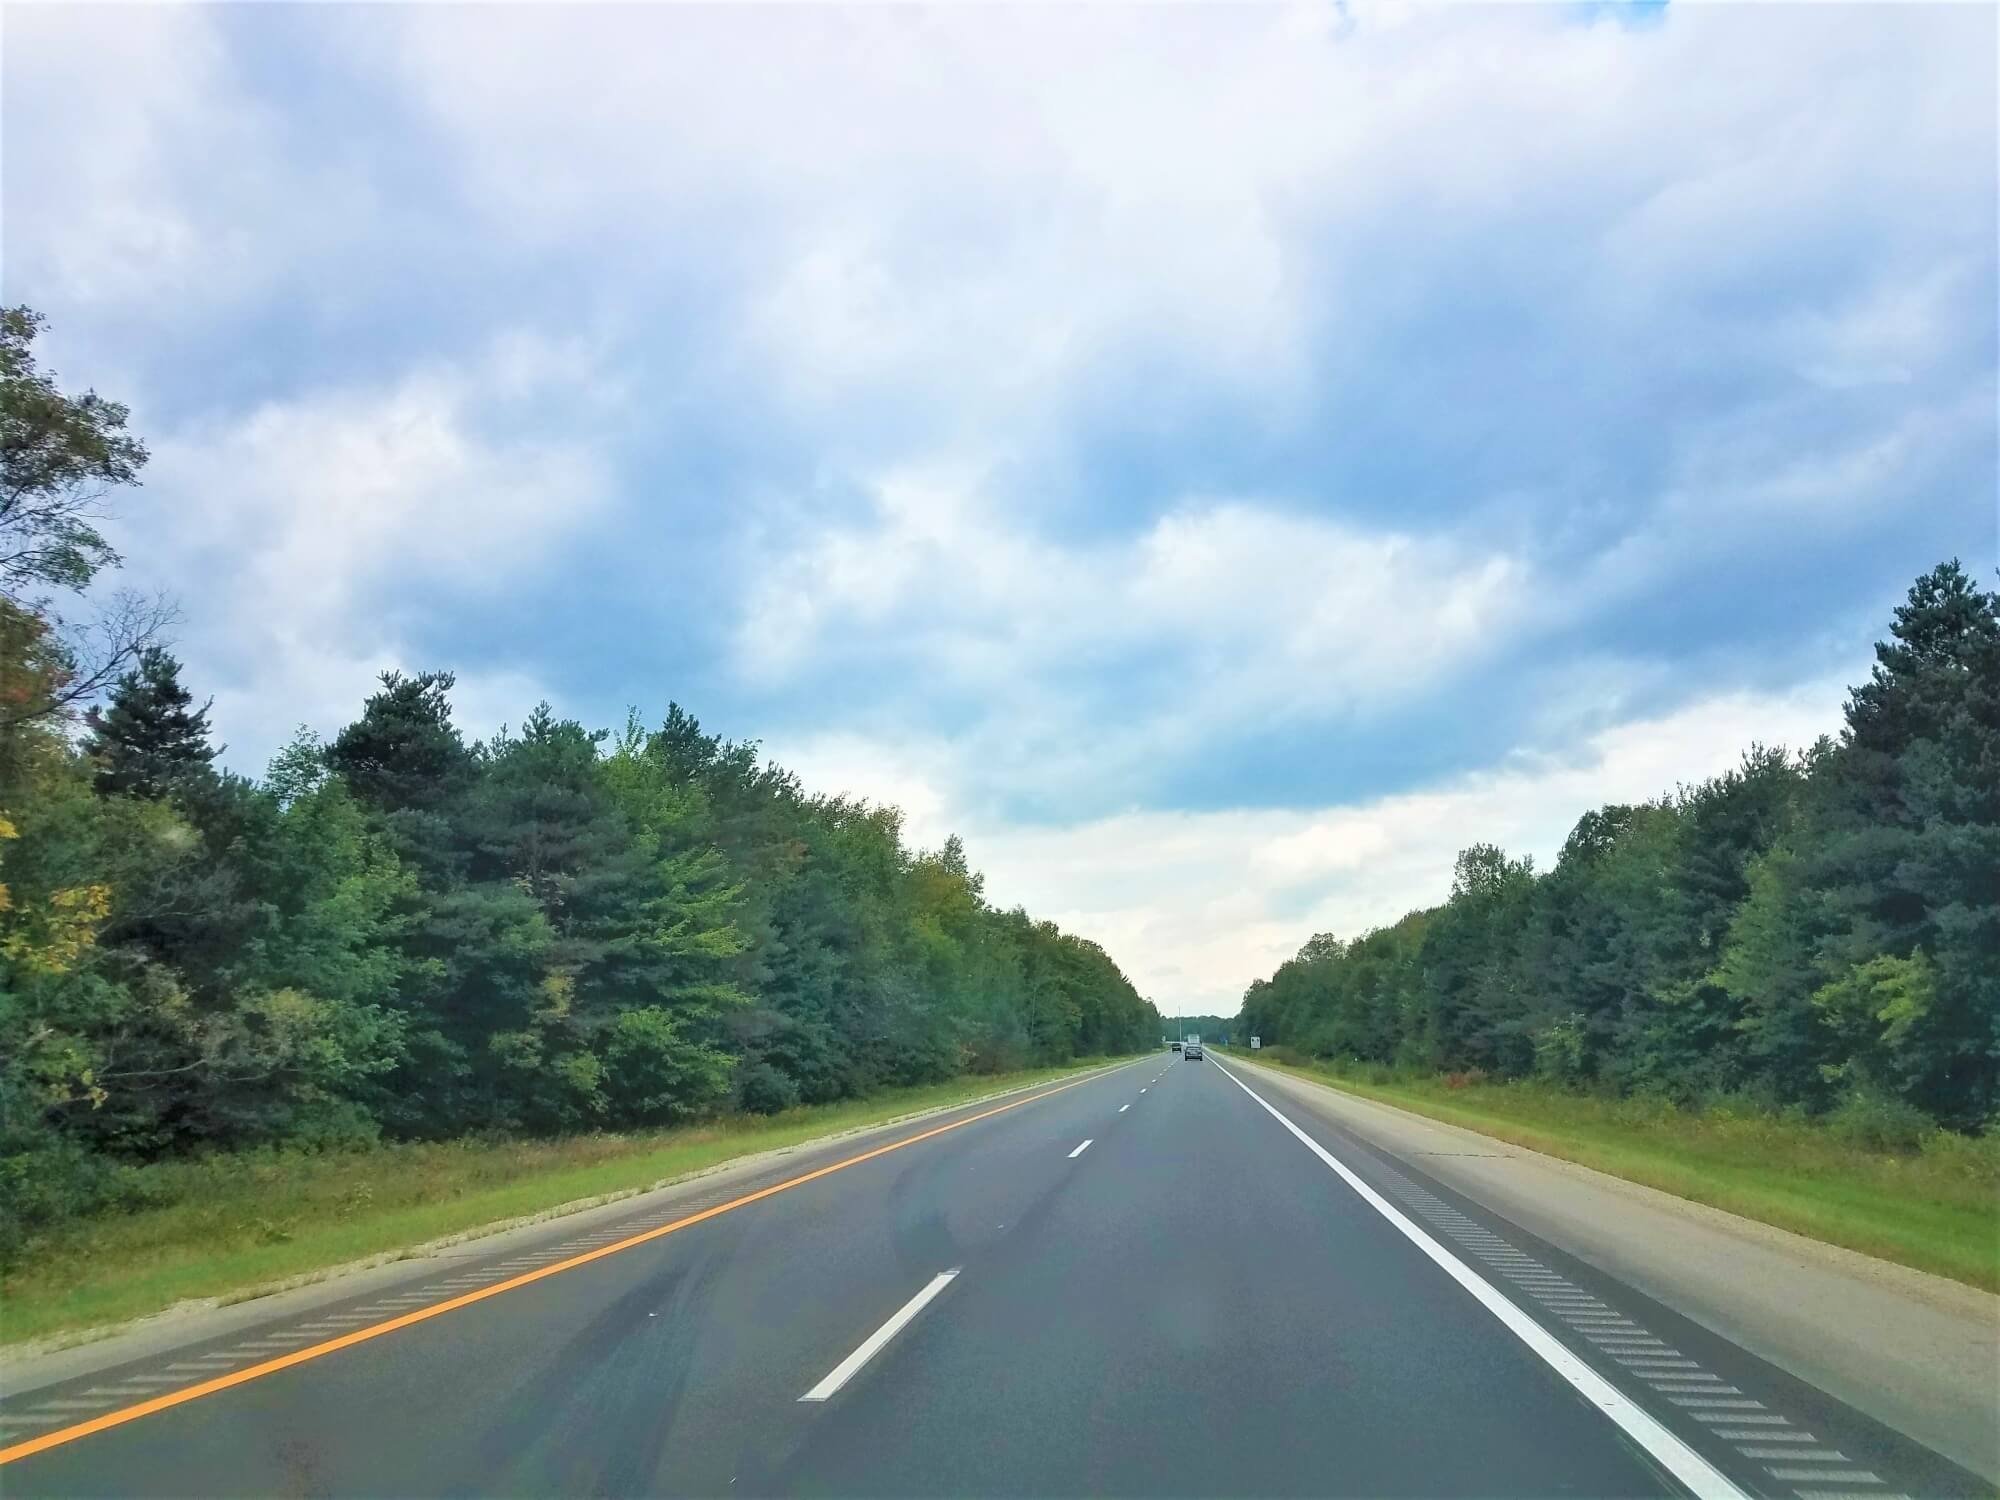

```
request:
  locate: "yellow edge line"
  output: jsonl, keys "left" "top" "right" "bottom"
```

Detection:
{"left": 0, "top": 1060, "right": 1131, "bottom": 1466}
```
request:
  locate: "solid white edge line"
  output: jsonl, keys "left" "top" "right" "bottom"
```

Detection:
{"left": 798, "top": 1269, "right": 961, "bottom": 1403}
{"left": 1068, "top": 1139, "right": 1093, "bottom": 1159}
{"left": 1208, "top": 1058, "right": 1748, "bottom": 1500}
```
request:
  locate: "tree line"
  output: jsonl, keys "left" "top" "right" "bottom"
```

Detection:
{"left": 0, "top": 308, "right": 1158, "bottom": 1246}
{"left": 1242, "top": 560, "right": 1999, "bottom": 1136}
{"left": 1168, "top": 1015, "right": 1237, "bottom": 1045}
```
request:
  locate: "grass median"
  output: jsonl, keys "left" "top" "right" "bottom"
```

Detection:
{"left": 1232, "top": 1049, "right": 2000, "bottom": 1293}
{"left": 2, "top": 1056, "right": 1137, "bottom": 1348}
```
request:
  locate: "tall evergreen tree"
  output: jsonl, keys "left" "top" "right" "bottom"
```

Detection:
{"left": 1812, "top": 561, "right": 2000, "bottom": 1124}
{"left": 326, "top": 670, "right": 474, "bottom": 819}
{"left": 1845, "top": 560, "right": 1998, "bottom": 759}
{"left": 82, "top": 646, "right": 216, "bottom": 799}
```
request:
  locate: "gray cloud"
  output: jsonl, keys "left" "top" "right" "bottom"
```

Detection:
{"left": 6, "top": 3, "right": 1991, "bottom": 1005}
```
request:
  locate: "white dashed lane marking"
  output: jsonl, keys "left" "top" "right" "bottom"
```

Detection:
{"left": 798, "top": 1269, "right": 961, "bottom": 1403}
{"left": 1726, "top": 1431, "right": 1821, "bottom": 1443}
{"left": 1776, "top": 1480, "right": 1880, "bottom": 1496}
{"left": 1743, "top": 1449, "right": 1853, "bottom": 1462}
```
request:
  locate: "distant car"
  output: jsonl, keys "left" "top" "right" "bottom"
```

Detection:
{"left": 1184, "top": 1042, "right": 1204, "bottom": 1060}
{"left": 1170, "top": 1041, "right": 1182, "bottom": 1052}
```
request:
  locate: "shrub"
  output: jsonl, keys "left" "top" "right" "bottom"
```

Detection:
{"left": 1826, "top": 1088, "right": 1935, "bottom": 1153}
{"left": 736, "top": 1062, "right": 801, "bottom": 1116}
{"left": 0, "top": 1140, "right": 158, "bottom": 1265}
{"left": 1532, "top": 1013, "right": 1591, "bottom": 1086}
{"left": 1917, "top": 1125, "right": 2000, "bottom": 1189}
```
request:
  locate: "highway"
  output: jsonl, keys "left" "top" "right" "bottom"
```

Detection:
{"left": 0, "top": 1053, "right": 1985, "bottom": 1498}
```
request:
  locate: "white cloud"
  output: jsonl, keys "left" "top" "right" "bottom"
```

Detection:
{"left": 376, "top": 7, "right": 1325, "bottom": 423}
{"left": 1786, "top": 264, "right": 1969, "bottom": 391}
{"left": 366, "top": 5, "right": 1987, "bottom": 436}
{"left": 351, "top": 0, "right": 1986, "bottom": 827}
{"left": 858, "top": 677, "right": 1859, "bottom": 1014}
{"left": 759, "top": 732, "right": 961, "bottom": 858}
{"left": 739, "top": 465, "right": 1538, "bottom": 756}
{"left": 156, "top": 343, "right": 604, "bottom": 609}
{"left": 4, "top": 7, "right": 244, "bottom": 309}
{"left": 2, "top": 6, "right": 385, "bottom": 346}
{"left": 1574, "top": 371, "right": 1997, "bottom": 615}
{"left": 112, "top": 337, "right": 613, "bottom": 766}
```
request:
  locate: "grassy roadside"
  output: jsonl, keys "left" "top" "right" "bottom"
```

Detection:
{"left": 2, "top": 1057, "right": 1136, "bottom": 1347}
{"left": 1228, "top": 1049, "right": 2000, "bottom": 1293}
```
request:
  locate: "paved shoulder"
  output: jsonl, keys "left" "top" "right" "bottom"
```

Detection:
{"left": 1216, "top": 1054, "right": 1994, "bottom": 1498}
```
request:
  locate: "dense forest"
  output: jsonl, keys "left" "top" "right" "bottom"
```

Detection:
{"left": 0, "top": 309, "right": 1157, "bottom": 1248}
{"left": 1242, "top": 561, "right": 1999, "bottom": 1136}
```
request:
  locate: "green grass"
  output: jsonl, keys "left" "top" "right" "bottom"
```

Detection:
{"left": 1236, "top": 1049, "right": 2000, "bottom": 1293}
{"left": 2, "top": 1058, "right": 1134, "bottom": 1347}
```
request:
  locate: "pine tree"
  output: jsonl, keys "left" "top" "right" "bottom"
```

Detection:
{"left": 325, "top": 669, "right": 473, "bottom": 816}
{"left": 1844, "top": 559, "right": 1998, "bottom": 759}
{"left": 82, "top": 646, "right": 216, "bottom": 799}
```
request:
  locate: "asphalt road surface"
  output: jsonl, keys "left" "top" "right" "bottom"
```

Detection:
{"left": 0, "top": 1054, "right": 1985, "bottom": 1498}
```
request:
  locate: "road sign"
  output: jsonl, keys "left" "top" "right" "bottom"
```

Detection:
{"left": 1251, "top": 1036, "right": 1261, "bottom": 1049}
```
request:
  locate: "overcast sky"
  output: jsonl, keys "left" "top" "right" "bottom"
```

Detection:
{"left": 7, "top": 3, "right": 1994, "bottom": 1014}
